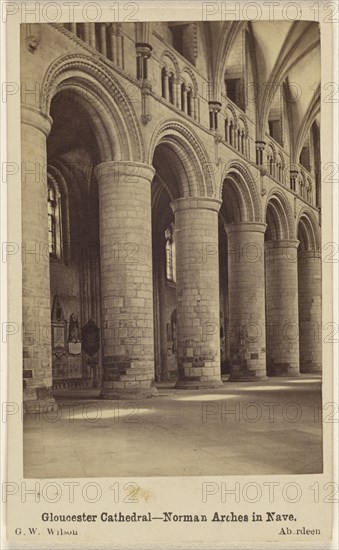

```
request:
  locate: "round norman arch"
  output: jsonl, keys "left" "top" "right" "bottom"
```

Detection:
{"left": 220, "top": 160, "right": 261, "bottom": 222}
{"left": 225, "top": 102, "right": 238, "bottom": 121}
{"left": 41, "top": 54, "right": 144, "bottom": 162}
{"left": 264, "top": 189, "right": 295, "bottom": 240}
{"left": 181, "top": 66, "right": 198, "bottom": 95}
{"left": 297, "top": 208, "right": 321, "bottom": 251}
{"left": 266, "top": 140, "right": 277, "bottom": 160}
{"left": 148, "top": 120, "right": 215, "bottom": 197}
{"left": 160, "top": 50, "right": 180, "bottom": 81}
{"left": 237, "top": 114, "right": 249, "bottom": 135}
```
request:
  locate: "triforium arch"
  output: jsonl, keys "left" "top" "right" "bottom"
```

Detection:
{"left": 41, "top": 54, "right": 145, "bottom": 162}
{"left": 297, "top": 209, "right": 322, "bottom": 373}
{"left": 264, "top": 191, "right": 299, "bottom": 377}
{"left": 220, "top": 162, "right": 266, "bottom": 381}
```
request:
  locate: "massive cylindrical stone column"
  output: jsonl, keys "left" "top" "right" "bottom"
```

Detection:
{"left": 298, "top": 250, "right": 322, "bottom": 373}
{"left": 21, "top": 106, "right": 57, "bottom": 413}
{"left": 226, "top": 222, "right": 267, "bottom": 381}
{"left": 265, "top": 239, "right": 300, "bottom": 376}
{"left": 95, "top": 161, "right": 156, "bottom": 398}
{"left": 171, "top": 197, "right": 222, "bottom": 389}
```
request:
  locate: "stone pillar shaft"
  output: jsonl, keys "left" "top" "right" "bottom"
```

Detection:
{"left": 171, "top": 197, "right": 222, "bottom": 389}
{"left": 89, "top": 23, "right": 96, "bottom": 48}
{"left": 226, "top": 222, "right": 267, "bottom": 380}
{"left": 83, "top": 23, "right": 90, "bottom": 43}
{"left": 175, "top": 82, "right": 181, "bottom": 109}
{"left": 21, "top": 106, "right": 56, "bottom": 412}
{"left": 181, "top": 86, "right": 187, "bottom": 113}
{"left": 95, "top": 161, "right": 155, "bottom": 398}
{"left": 298, "top": 250, "right": 322, "bottom": 372}
{"left": 109, "top": 27, "right": 116, "bottom": 63}
{"left": 163, "top": 71, "right": 169, "bottom": 100}
{"left": 265, "top": 239, "right": 300, "bottom": 376}
{"left": 99, "top": 24, "right": 107, "bottom": 56}
{"left": 116, "top": 31, "right": 123, "bottom": 67}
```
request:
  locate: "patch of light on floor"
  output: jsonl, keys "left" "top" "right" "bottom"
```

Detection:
{"left": 286, "top": 379, "right": 321, "bottom": 383}
{"left": 174, "top": 394, "right": 239, "bottom": 401}
{"left": 237, "top": 385, "right": 295, "bottom": 391}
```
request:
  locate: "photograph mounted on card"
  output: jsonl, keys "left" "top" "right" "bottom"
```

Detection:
{"left": 3, "top": 1, "right": 337, "bottom": 549}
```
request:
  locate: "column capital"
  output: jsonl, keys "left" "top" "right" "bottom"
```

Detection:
{"left": 136, "top": 42, "right": 152, "bottom": 57}
{"left": 208, "top": 101, "right": 222, "bottom": 113}
{"left": 21, "top": 105, "right": 53, "bottom": 137}
{"left": 171, "top": 196, "right": 221, "bottom": 214}
{"left": 225, "top": 221, "right": 267, "bottom": 235}
{"left": 265, "top": 239, "right": 300, "bottom": 250}
{"left": 95, "top": 160, "right": 155, "bottom": 183}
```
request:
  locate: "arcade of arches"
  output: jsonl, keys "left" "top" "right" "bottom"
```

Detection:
{"left": 21, "top": 21, "right": 322, "bottom": 412}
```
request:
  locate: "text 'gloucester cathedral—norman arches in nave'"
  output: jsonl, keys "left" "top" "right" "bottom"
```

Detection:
{"left": 21, "top": 21, "right": 321, "bottom": 411}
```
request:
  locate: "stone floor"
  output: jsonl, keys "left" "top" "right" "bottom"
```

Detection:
{"left": 23, "top": 375, "right": 323, "bottom": 478}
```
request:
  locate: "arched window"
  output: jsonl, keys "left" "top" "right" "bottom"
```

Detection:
{"left": 47, "top": 178, "right": 62, "bottom": 259}
{"left": 307, "top": 178, "right": 312, "bottom": 204}
{"left": 225, "top": 118, "right": 229, "bottom": 143}
{"left": 229, "top": 120, "right": 234, "bottom": 146}
{"left": 180, "top": 82, "right": 186, "bottom": 112}
{"left": 169, "top": 72, "right": 175, "bottom": 104}
{"left": 187, "top": 87, "right": 193, "bottom": 117}
{"left": 267, "top": 145, "right": 275, "bottom": 177}
{"left": 165, "top": 223, "right": 176, "bottom": 283}
{"left": 276, "top": 153, "right": 284, "bottom": 183}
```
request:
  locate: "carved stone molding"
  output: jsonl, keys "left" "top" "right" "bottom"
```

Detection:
{"left": 41, "top": 53, "right": 145, "bottom": 162}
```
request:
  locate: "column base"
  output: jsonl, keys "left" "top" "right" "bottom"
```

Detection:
{"left": 24, "top": 398, "right": 58, "bottom": 414}
{"left": 175, "top": 379, "right": 224, "bottom": 390}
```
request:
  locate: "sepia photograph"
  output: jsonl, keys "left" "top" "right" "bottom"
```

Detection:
{"left": 3, "top": 1, "right": 339, "bottom": 547}
{"left": 19, "top": 16, "right": 325, "bottom": 480}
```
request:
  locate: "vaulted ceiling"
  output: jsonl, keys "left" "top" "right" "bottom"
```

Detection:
{"left": 200, "top": 20, "right": 320, "bottom": 156}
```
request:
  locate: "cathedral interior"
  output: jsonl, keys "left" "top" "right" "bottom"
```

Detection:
{"left": 21, "top": 20, "right": 322, "bottom": 476}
